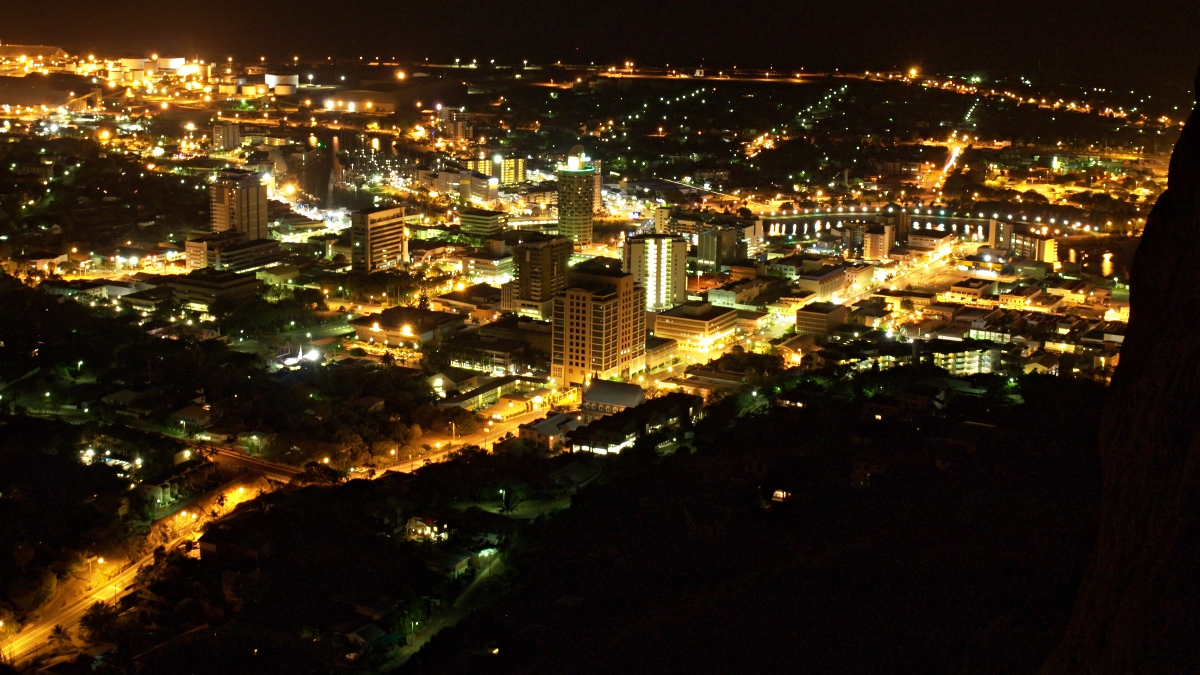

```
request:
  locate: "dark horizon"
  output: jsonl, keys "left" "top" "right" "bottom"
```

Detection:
{"left": 3, "top": 1, "right": 1198, "bottom": 88}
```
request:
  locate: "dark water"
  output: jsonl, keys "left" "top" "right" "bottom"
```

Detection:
{"left": 1064, "top": 235, "right": 1140, "bottom": 281}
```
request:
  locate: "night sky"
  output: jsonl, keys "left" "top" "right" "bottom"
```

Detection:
{"left": 2, "top": 1, "right": 1198, "bottom": 87}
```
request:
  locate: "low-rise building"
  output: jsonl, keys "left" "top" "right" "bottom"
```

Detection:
{"left": 518, "top": 412, "right": 584, "bottom": 450}
{"left": 349, "top": 306, "right": 466, "bottom": 346}
{"left": 580, "top": 380, "right": 646, "bottom": 422}
{"left": 160, "top": 268, "right": 261, "bottom": 312}
{"left": 645, "top": 335, "right": 679, "bottom": 371}
{"left": 652, "top": 301, "right": 738, "bottom": 354}
{"left": 796, "top": 302, "right": 848, "bottom": 337}
{"left": 917, "top": 338, "right": 1002, "bottom": 376}
{"left": 569, "top": 392, "right": 703, "bottom": 454}
{"left": 794, "top": 265, "right": 849, "bottom": 302}
{"left": 432, "top": 283, "right": 504, "bottom": 323}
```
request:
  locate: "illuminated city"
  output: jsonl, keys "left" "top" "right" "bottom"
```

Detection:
{"left": 0, "top": 8, "right": 1197, "bottom": 673}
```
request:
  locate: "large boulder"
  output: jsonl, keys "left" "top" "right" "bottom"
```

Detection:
{"left": 1044, "top": 66, "right": 1200, "bottom": 673}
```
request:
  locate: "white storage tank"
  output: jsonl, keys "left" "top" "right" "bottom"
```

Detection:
{"left": 265, "top": 73, "right": 299, "bottom": 88}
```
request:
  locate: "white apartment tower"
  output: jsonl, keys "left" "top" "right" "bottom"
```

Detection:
{"left": 623, "top": 234, "right": 688, "bottom": 310}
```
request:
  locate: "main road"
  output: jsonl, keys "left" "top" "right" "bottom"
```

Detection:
{"left": 0, "top": 529, "right": 198, "bottom": 663}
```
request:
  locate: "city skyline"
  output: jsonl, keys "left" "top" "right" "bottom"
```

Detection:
{"left": 2, "top": 2, "right": 1199, "bottom": 87}
{"left": 0, "top": 14, "right": 1195, "bottom": 673}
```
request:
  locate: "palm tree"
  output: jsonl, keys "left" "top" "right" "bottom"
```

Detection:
{"left": 50, "top": 624, "right": 71, "bottom": 651}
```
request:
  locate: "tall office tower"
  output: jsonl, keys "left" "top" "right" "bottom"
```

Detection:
{"left": 556, "top": 146, "right": 595, "bottom": 245}
{"left": 460, "top": 207, "right": 508, "bottom": 237}
{"left": 551, "top": 257, "right": 646, "bottom": 387}
{"left": 351, "top": 206, "right": 409, "bottom": 272}
{"left": 210, "top": 169, "right": 268, "bottom": 240}
{"left": 211, "top": 121, "right": 240, "bottom": 151}
{"left": 623, "top": 233, "right": 688, "bottom": 310}
{"left": 502, "top": 233, "right": 572, "bottom": 319}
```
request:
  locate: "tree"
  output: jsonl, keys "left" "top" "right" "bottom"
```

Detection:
{"left": 293, "top": 288, "right": 328, "bottom": 312}
{"left": 417, "top": 289, "right": 430, "bottom": 311}
{"left": 50, "top": 624, "right": 71, "bottom": 651}
{"left": 80, "top": 601, "right": 119, "bottom": 642}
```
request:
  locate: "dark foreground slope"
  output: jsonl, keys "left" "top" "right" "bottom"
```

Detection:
{"left": 410, "top": 376, "right": 1104, "bottom": 674}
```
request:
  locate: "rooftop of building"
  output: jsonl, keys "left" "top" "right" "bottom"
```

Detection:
{"left": 436, "top": 283, "right": 502, "bottom": 305}
{"left": 443, "top": 332, "right": 526, "bottom": 354}
{"left": 349, "top": 306, "right": 463, "bottom": 330}
{"left": 569, "top": 256, "right": 627, "bottom": 278}
{"left": 459, "top": 207, "right": 506, "bottom": 218}
{"left": 460, "top": 248, "right": 510, "bottom": 261}
{"left": 353, "top": 204, "right": 405, "bottom": 216}
{"left": 951, "top": 278, "right": 996, "bottom": 290}
{"left": 583, "top": 380, "right": 646, "bottom": 409}
{"left": 646, "top": 335, "right": 679, "bottom": 351}
{"left": 164, "top": 268, "right": 259, "bottom": 286}
{"left": 799, "top": 301, "right": 845, "bottom": 315}
{"left": 659, "top": 301, "right": 737, "bottom": 322}
{"left": 627, "top": 232, "right": 688, "bottom": 241}
{"left": 522, "top": 412, "right": 584, "bottom": 438}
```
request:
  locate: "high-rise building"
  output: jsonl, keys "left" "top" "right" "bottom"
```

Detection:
{"left": 592, "top": 159, "right": 604, "bottom": 214}
{"left": 556, "top": 146, "right": 595, "bottom": 245}
{"left": 863, "top": 223, "right": 895, "bottom": 261}
{"left": 623, "top": 233, "right": 688, "bottom": 310}
{"left": 501, "top": 233, "right": 572, "bottom": 319}
{"left": 466, "top": 155, "right": 526, "bottom": 185}
{"left": 351, "top": 206, "right": 409, "bottom": 272}
{"left": 210, "top": 169, "right": 268, "bottom": 240}
{"left": 697, "top": 227, "right": 745, "bottom": 270}
{"left": 653, "top": 206, "right": 674, "bottom": 234}
{"left": 988, "top": 219, "right": 1014, "bottom": 250}
{"left": 551, "top": 257, "right": 646, "bottom": 387}
{"left": 460, "top": 208, "right": 508, "bottom": 237}
{"left": 1010, "top": 229, "right": 1058, "bottom": 263}
{"left": 211, "top": 121, "right": 240, "bottom": 151}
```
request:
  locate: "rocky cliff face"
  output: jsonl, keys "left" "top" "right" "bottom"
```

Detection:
{"left": 1043, "top": 67, "right": 1200, "bottom": 674}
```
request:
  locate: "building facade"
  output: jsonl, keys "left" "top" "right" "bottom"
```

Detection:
{"left": 465, "top": 156, "right": 526, "bottom": 185}
{"left": 652, "top": 301, "right": 738, "bottom": 354}
{"left": 502, "top": 233, "right": 572, "bottom": 319}
{"left": 351, "top": 206, "right": 409, "bottom": 272}
{"left": 551, "top": 258, "right": 646, "bottom": 387}
{"left": 556, "top": 149, "right": 595, "bottom": 245}
{"left": 623, "top": 234, "right": 688, "bottom": 310}
{"left": 697, "top": 227, "right": 744, "bottom": 269}
{"left": 459, "top": 208, "right": 508, "bottom": 238}
{"left": 211, "top": 121, "right": 241, "bottom": 151}
{"left": 210, "top": 169, "right": 268, "bottom": 240}
{"left": 863, "top": 223, "right": 895, "bottom": 261}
